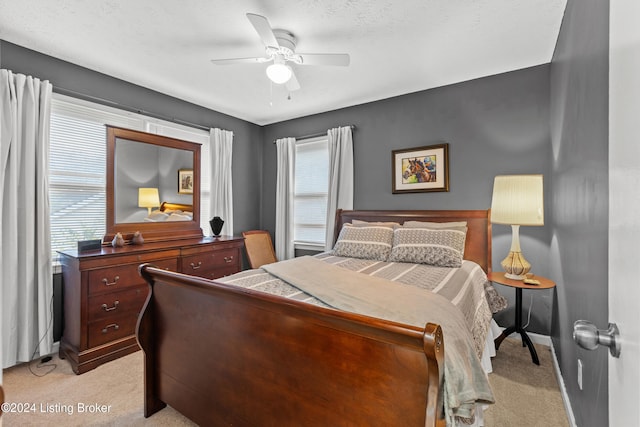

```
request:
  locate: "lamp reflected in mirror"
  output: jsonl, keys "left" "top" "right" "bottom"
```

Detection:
{"left": 138, "top": 188, "right": 160, "bottom": 216}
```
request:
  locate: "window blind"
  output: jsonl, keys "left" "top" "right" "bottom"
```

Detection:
{"left": 294, "top": 136, "right": 329, "bottom": 246}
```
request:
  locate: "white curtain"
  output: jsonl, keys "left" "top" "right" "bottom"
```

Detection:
{"left": 275, "top": 137, "right": 296, "bottom": 260}
{"left": 325, "top": 126, "right": 354, "bottom": 251}
{"left": 209, "top": 128, "right": 234, "bottom": 236}
{"left": 0, "top": 70, "right": 53, "bottom": 369}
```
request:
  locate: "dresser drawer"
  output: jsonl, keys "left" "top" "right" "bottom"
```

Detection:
{"left": 181, "top": 248, "right": 239, "bottom": 274}
{"left": 87, "top": 285, "right": 148, "bottom": 322}
{"left": 88, "top": 258, "right": 177, "bottom": 295}
{"left": 88, "top": 312, "right": 140, "bottom": 348}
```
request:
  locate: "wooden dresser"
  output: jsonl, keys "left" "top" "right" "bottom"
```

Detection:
{"left": 58, "top": 236, "right": 244, "bottom": 374}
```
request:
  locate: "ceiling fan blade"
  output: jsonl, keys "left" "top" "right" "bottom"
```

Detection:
{"left": 246, "top": 13, "right": 279, "bottom": 48}
{"left": 298, "top": 53, "right": 350, "bottom": 67}
{"left": 286, "top": 71, "right": 301, "bottom": 92}
{"left": 211, "top": 57, "right": 270, "bottom": 65}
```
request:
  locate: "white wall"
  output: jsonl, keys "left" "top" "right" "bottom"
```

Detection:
{"left": 608, "top": 1, "right": 640, "bottom": 425}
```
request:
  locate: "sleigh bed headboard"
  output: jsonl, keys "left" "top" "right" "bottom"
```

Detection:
{"left": 333, "top": 209, "right": 492, "bottom": 273}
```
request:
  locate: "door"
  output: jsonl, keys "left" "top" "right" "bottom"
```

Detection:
{"left": 609, "top": 2, "right": 640, "bottom": 426}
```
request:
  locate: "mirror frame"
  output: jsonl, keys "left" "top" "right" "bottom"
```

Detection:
{"left": 104, "top": 126, "right": 203, "bottom": 244}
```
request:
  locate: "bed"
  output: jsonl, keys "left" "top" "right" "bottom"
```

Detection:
{"left": 144, "top": 201, "right": 194, "bottom": 222}
{"left": 136, "top": 209, "right": 504, "bottom": 427}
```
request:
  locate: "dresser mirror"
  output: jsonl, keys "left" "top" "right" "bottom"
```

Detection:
{"left": 104, "top": 126, "right": 203, "bottom": 243}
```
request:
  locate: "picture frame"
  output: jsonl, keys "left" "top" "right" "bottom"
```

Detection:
{"left": 391, "top": 143, "right": 449, "bottom": 194}
{"left": 178, "top": 169, "right": 194, "bottom": 195}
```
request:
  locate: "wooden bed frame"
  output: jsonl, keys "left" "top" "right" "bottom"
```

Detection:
{"left": 159, "top": 201, "right": 193, "bottom": 212}
{"left": 136, "top": 209, "right": 491, "bottom": 427}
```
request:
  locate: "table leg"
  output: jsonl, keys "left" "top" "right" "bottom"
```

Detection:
{"left": 494, "top": 287, "right": 540, "bottom": 365}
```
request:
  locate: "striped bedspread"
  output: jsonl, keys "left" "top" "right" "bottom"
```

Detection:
{"left": 217, "top": 253, "right": 503, "bottom": 359}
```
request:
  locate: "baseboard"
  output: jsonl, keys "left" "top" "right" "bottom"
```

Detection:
{"left": 549, "top": 340, "right": 578, "bottom": 427}
{"left": 51, "top": 340, "right": 60, "bottom": 356}
{"left": 529, "top": 334, "right": 578, "bottom": 427}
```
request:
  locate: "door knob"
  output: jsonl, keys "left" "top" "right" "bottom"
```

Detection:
{"left": 573, "top": 320, "right": 621, "bottom": 358}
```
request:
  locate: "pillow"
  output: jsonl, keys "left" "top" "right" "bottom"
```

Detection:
{"left": 388, "top": 227, "right": 467, "bottom": 267}
{"left": 351, "top": 219, "right": 400, "bottom": 228}
{"left": 332, "top": 224, "right": 394, "bottom": 261}
{"left": 402, "top": 220, "right": 467, "bottom": 230}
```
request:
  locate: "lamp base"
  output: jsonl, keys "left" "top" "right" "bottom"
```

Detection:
{"left": 501, "top": 250, "right": 531, "bottom": 280}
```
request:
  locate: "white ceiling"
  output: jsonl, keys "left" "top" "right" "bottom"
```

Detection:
{"left": 0, "top": 0, "right": 566, "bottom": 126}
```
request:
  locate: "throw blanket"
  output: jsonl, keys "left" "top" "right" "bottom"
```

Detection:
{"left": 262, "top": 256, "right": 494, "bottom": 426}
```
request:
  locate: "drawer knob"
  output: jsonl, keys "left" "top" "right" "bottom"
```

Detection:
{"left": 101, "top": 301, "right": 120, "bottom": 312}
{"left": 224, "top": 256, "right": 234, "bottom": 263}
{"left": 101, "top": 276, "right": 120, "bottom": 286}
{"left": 101, "top": 323, "right": 120, "bottom": 334}
{"left": 190, "top": 261, "right": 203, "bottom": 270}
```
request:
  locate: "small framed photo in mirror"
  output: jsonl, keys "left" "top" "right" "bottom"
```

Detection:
{"left": 178, "top": 169, "right": 194, "bottom": 194}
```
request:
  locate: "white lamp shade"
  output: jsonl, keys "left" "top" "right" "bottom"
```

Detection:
{"left": 266, "top": 62, "right": 293, "bottom": 84}
{"left": 138, "top": 188, "right": 160, "bottom": 209}
{"left": 490, "top": 175, "right": 544, "bottom": 226}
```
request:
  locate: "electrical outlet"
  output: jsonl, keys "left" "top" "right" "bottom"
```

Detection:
{"left": 578, "top": 358, "right": 583, "bottom": 390}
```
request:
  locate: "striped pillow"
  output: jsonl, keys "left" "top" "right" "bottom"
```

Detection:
{"left": 332, "top": 225, "right": 394, "bottom": 261}
{"left": 388, "top": 227, "right": 467, "bottom": 267}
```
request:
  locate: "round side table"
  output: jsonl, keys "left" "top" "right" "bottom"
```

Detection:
{"left": 488, "top": 271, "right": 556, "bottom": 365}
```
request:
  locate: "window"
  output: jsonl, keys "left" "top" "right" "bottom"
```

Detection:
{"left": 49, "top": 94, "right": 210, "bottom": 263}
{"left": 293, "top": 136, "right": 329, "bottom": 248}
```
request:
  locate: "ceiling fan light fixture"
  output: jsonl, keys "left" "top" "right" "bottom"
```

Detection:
{"left": 266, "top": 62, "right": 292, "bottom": 84}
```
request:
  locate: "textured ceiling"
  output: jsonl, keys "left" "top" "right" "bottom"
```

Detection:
{"left": 0, "top": 0, "right": 566, "bottom": 125}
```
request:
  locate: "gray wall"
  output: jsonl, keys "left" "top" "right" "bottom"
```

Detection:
{"left": 0, "top": 40, "right": 264, "bottom": 235}
{"left": 262, "top": 66, "right": 555, "bottom": 334}
{"left": 549, "top": 0, "right": 610, "bottom": 425}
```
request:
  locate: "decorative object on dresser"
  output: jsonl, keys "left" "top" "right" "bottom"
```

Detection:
{"left": 111, "top": 232, "right": 125, "bottom": 248}
{"left": 209, "top": 216, "right": 224, "bottom": 237}
{"left": 77, "top": 239, "right": 102, "bottom": 253}
{"left": 131, "top": 231, "right": 144, "bottom": 245}
{"left": 58, "top": 236, "right": 244, "bottom": 374}
{"left": 490, "top": 174, "right": 544, "bottom": 279}
{"left": 391, "top": 143, "right": 449, "bottom": 194}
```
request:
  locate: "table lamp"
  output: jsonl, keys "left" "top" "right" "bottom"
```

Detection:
{"left": 490, "top": 175, "right": 544, "bottom": 279}
{"left": 138, "top": 187, "right": 160, "bottom": 215}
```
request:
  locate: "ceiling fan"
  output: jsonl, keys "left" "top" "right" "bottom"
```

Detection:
{"left": 211, "top": 13, "right": 350, "bottom": 92}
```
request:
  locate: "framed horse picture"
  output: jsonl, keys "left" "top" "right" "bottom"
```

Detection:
{"left": 392, "top": 143, "right": 449, "bottom": 194}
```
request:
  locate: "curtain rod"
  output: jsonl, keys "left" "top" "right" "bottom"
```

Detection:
{"left": 272, "top": 125, "right": 356, "bottom": 144}
{"left": 54, "top": 86, "right": 212, "bottom": 132}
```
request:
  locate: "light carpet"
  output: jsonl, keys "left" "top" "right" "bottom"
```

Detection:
{"left": 2, "top": 338, "right": 569, "bottom": 426}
